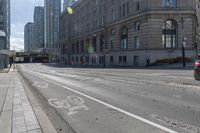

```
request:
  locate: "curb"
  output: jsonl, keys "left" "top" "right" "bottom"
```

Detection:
{"left": 18, "top": 72, "right": 57, "bottom": 133}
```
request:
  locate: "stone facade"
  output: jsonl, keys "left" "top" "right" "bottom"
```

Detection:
{"left": 63, "top": 0, "right": 77, "bottom": 11}
{"left": 60, "top": 0, "right": 200, "bottom": 66}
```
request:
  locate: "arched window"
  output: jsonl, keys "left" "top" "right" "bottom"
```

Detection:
{"left": 162, "top": 20, "right": 177, "bottom": 48}
{"left": 120, "top": 26, "right": 128, "bottom": 50}
{"left": 92, "top": 37, "right": 97, "bottom": 52}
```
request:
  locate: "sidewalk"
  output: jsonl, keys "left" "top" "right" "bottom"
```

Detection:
{"left": 0, "top": 67, "right": 57, "bottom": 133}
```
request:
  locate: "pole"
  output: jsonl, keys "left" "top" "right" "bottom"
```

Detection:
{"left": 181, "top": 17, "right": 186, "bottom": 67}
{"left": 182, "top": 44, "right": 186, "bottom": 67}
{"left": 103, "top": 54, "right": 106, "bottom": 68}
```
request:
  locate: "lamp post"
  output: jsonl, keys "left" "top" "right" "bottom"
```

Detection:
{"left": 182, "top": 37, "right": 187, "bottom": 67}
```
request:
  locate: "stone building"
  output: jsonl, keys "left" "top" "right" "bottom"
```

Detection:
{"left": 60, "top": 0, "right": 200, "bottom": 66}
{"left": 63, "top": 0, "right": 77, "bottom": 11}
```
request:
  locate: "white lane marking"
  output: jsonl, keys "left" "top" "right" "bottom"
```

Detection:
{"left": 25, "top": 69, "right": 178, "bottom": 133}
{"left": 48, "top": 95, "right": 90, "bottom": 115}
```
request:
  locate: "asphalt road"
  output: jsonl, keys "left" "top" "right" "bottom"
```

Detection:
{"left": 17, "top": 63, "right": 200, "bottom": 133}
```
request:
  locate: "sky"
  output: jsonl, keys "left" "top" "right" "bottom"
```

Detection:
{"left": 10, "top": 0, "right": 44, "bottom": 51}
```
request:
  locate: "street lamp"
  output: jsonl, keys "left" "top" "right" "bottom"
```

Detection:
{"left": 182, "top": 37, "right": 187, "bottom": 67}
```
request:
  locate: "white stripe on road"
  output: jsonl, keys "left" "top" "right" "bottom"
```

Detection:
{"left": 26, "top": 69, "right": 178, "bottom": 133}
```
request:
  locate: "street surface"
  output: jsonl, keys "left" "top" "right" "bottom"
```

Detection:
{"left": 17, "top": 63, "right": 200, "bottom": 133}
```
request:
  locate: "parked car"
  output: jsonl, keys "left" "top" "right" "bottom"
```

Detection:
{"left": 194, "top": 60, "right": 200, "bottom": 80}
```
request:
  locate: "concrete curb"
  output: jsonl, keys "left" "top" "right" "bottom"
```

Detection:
{"left": 18, "top": 73, "right": 57, "bottom": 133}
{"left": 17, "top": 66, "right": 76, "bottom": 133}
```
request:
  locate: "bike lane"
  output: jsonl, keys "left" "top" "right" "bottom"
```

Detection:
{"left": 17, "top": 65, "right": 181, "bottom": 133}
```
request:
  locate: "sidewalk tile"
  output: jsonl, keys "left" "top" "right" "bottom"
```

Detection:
{"left": 12, "top": 75, "right": 42, "bottom": 133}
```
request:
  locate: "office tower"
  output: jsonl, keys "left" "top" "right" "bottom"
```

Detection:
{"left": 34, "top": 6, "right": 44, "bottom": 52}
{"left": 24, "top": 22, "right": 34, "bottom": 52}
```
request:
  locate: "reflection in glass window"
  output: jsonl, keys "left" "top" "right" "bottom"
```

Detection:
{"left": 163, "top": 0, "right": 177, "bottom": 8}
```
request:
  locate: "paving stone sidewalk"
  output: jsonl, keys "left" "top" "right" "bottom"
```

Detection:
{"left": 0, "top": 68, "right": 43, "bottom": 133}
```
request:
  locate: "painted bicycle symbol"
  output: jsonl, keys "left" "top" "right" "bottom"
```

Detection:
{"left": 48, "top": 95, "right": 90, "bottom": 115}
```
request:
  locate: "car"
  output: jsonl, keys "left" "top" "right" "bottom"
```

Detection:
{"left": 194, "top": 60, "right": 200, "bottom": 80}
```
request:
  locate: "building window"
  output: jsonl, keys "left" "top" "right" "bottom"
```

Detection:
{"left": 72, "top": 44, "right": 75, "bottom": 54}
{"left": 119, "top": 6, "right": 121, "bottom": 18}
{"left": 119, "top": 56, "right": 122, "bottom": 63}
{"left": 86, "top": 56, "right": 89, "bottom": 63}
{"left": 135, "top": 36, "right": 140, "bottom": 49}
{"left": 110, "top": 40, "right": 114, "bottom": 50}
{"left": 163, "top": 0, "right": 177, "bottom": 8}
{"left": 123, "top": 56, "right": 127, "bottom": 63}
{"left": 76, "top": 56, "right": 79, "bottom": 62}
{"left": 133, "top": 56, "right": 139, "bottom": 66}
{"left": 162, "top": 20, "right": 177, "bottom": 48}
{"left": 92, "top": 37, "right": 97, "bottom": 52}
{"left": 127, "top": 2, "right": 129, "bottom": 15}
{"left": 136, "top": 0, "right": 140, "bottom": 11}
{"left": 81, "top": 40, "right": 84, "bottom": 53}
{"left": 112, "top": 9, "right": 115, "bottom": 21}
{"left": 122, "top": 4, "right": 126, "bottom": 16}
{"left": 72, "top": 57, "right": 74, "bottom": 62}
{"left": 120, "top": 26, "right": 128, "bottom": 50}
{"left": 92, "top": 57, "right": 96, "bottom": 64}
{"left": 100, "top": 36, "right": 104, "bottom": 52}
{"left": 76, "top": 41, "right": 79, "bottom": 54}
{"left": 119, "top": 56, "right": 126, "bottom": 63}
{"left": 86, "top": 39, "right": 90, "bottom": 53}
{"left": 99, "top": 56, "right": 104, "bottom": 64}
{"left": 135, "top": 22, "right": 141, "bottom": 31}
{"left": 110, "top": 29, "right": 115, "bottom": 50}
{"left": 110, "top": 56, "right": 113, "bottom": 63}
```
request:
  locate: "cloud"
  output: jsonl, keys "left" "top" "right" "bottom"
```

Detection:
{"left": 10, "top": 22, "right": 25, "bottom": 50}
{"left": 10, "top": 0, "right": 44, "bottom": 50}
{"left": 10, "top": 37, "right": 24, "bottom": 50}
